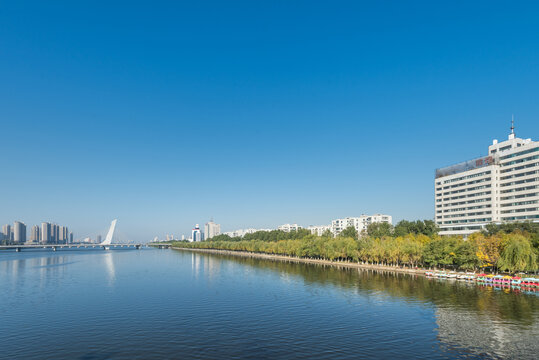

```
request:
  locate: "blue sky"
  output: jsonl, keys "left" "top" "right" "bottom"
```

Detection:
{"left": 1, "top": 1, "right": 539, "bottom": 241}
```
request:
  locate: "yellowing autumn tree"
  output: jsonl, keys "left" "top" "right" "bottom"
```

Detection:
{"left": 469, "top": 233, "right": 502, "bottom": 269}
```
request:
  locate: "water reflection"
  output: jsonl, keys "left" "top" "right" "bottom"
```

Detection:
{"left": 103, "top": 252, "right": 116, "bottom": 286}
{"left": 0, "top": 250, "right": 118, "bottom": 288}
{"left": 191, "top": 253, "right": 221, "bottom": 282}
{"left": 183, "top": 251, "right": 539, "bottom": 359}
{"left": 2, "top": 249, "right": 537, "bottom": 359}
{"left": 436, "top": 306, "right": 539, "bottom": 359}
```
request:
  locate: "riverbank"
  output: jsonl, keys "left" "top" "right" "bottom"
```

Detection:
{"left": 172, "top": 247, "right": 427, "bottom": 275}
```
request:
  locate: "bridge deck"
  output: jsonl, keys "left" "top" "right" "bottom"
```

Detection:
{"left": 0, "top": 244, "right": 143, "bottom": 251}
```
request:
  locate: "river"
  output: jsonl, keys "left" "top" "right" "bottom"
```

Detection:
{"left": 0, "top": 248, "right": 537, "bottom": 359}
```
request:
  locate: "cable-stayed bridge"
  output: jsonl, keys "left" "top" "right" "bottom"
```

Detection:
{"left": 0, "top": 219, "right": 143, "bottom": 252}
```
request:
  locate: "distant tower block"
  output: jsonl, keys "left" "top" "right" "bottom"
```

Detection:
{"left": 191, "top": 224, "right": 201, "bottom": 242}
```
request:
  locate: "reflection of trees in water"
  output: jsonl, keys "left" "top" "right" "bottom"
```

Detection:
{"left": 196, "top": 252, "right": 539, "bottom": 326}
{"left": 435, "top": 305, "right": 539, "bottom": 359}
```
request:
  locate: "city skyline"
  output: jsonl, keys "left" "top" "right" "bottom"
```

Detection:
{"left": 1, "top": 220, "right": 73, "bottom": 244}
{"left": 2, "top": 2, "right": 539, "bottom": 241}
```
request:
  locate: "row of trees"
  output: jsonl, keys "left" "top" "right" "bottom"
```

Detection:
{"left": 208, "top": 228, "right": 313, "bottom": 243}
{"left": 207, "top": 220, "right": 439, "bottom": 243}
{"left": 172, "top": 221, "right": 539, "bottom": 273}
{"left": 364, "top": 220, "right": 439, "bottom": 239}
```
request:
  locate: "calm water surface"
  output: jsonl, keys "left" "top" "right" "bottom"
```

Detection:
{"left": 0, "top": 248, "right": 538, "bottom": 359}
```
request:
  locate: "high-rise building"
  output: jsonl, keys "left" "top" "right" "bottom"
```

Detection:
{"left": 96, "top": 235, "right": 102, "bottom": 244}
{"left": 191, "top": 224, "right": 201, "bottom": 242}
{"left": 59, "top": 226, "right": 69, "bottom": 244}
{"left": 50, "top": 224, "right": 56, "bottom": 243}
{"left": 51, "top": 224, "right": 59, "bottom": 244}
{"left": 204, "top": 220, "right": 221, "bottom": 240}
{"left": 13, "top": 221, "right": 26, "bottom": 244}
{"left": 69, "top": 232, "right": 73, "bottom": 243}
{"left": 435, "top": 122, "right": 539, "bottom": 236}
{"left": 30, "top": 225, "right": 40, "bottom": 243}
{"left": 2, "top": 224, "right": 11, "bottom": 242}
{"left": 41, "top": 222, "right": 51, "bottom": 244}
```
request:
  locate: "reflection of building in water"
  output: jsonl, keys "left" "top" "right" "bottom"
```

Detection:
{"left": 103, "top": 253, "right": 116, "bottom": 286}
{"left": 192, "top": 253, "right": 200, "bottom": 276}
{"left": 435, "top": 306, "right": 539, "bottom": 359}
{"left": 190, "top": 253, "right": 221, "bottom": 281}
{"left": 205, "top": 254, "right": 220, "bottom": 281}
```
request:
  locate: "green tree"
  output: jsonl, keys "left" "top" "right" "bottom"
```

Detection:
{"left": 321, "top": 229, "right": 333, "bottom": 238}
{"left": 483, "top": 221, "right": 539, "bottom": 237}
{"left": 393, "top": 220, "right": 413, "bottom": 237}
{"left": 423, "top": 237, "right": 459, "bottom": 268}
{"left": 394, "top": 220, "right": 439, "bottom": 237}
{"left": 497, "top": 235, "right": 538, "bottom": 272}
{"left": 455, "top": 241, "right": 480, "bottom": 270}
{"left": 367, "top": 222, "right": 394, "bottom": 238}
{"left": 339, "top": 226, "right": 358, "bottom": 241}
{"left": 207, "top": 234, "right": 238, "bottom": 242}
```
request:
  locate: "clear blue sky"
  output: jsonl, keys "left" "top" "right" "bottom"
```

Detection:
{"left": 1, "top": 1, "right": 539, "bottom": 241}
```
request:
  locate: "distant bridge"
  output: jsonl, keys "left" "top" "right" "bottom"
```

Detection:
{"left": 0, "top": 243, "right": 143, "bottom": 252}
{"left": 0, "top": 219, "right": 142, "bottom": 252}
{"left": 147, "top": 243, "right": 173, "bottom": 249}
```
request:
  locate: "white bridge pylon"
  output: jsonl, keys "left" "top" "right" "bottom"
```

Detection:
{"left": 100, "top": 219, "right": 118, "bottom": 246}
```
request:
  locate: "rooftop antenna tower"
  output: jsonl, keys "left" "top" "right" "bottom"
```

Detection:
{"left": 509, "top": 115, "right": 515, "bottom": 139}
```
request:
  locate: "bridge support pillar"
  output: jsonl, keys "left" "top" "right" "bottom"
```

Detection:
{"left": 135, "top": 244, "right": 141, "bottom": 250}
{"left": 52, "top": 247, "right": 57, "bottom": 252}
{"left": 15, "top": 247, "right": 21, "bottom": 252}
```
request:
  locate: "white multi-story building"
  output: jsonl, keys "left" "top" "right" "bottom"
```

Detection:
{"left": 59, "top": 226, "right": 69, "bottom": 244}
{"left": 40, "top": 222, "right": 51, "bottom": 243}
{"left": 435, "top": 124, "right": 539, "bottom": 236}
{"left": 2, "top": 224, "right": 12, "bottom": 241}
{"left": 223, "top": 228, "right": 272, "bottom": 238}
{"left": 30, "top": 225, "right": 40, "bottom": 243}
{"left": 204, "top": 220, "right": 221, "bottom": 240}
{"left": 330, "top": 214, "right": 393, "bottom": 236}
{"left": 277, "top": 224, "right": 302, "bottom": 232}
{"left": 221, "top": 215, "right": 392, "bottom": 239}
{"left": 13, "top": 221, "right": 26, "bottom": 244}
{"left": 306, "top": 225, "right": 331, "bottom": 236}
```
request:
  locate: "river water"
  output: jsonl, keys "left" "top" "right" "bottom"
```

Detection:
{"left": 0, "top": 248, "right": 538, "bottom": 359}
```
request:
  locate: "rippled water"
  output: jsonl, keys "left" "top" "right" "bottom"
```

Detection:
{"left": 0, "top": 248, "right": 538, "bottom": 359}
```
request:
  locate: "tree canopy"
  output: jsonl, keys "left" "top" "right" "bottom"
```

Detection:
{"left": 366, "top": 222, "right": 394, "bottom": 238}
{"left": 172, "top": 221, "right": 539, "bottom": 273}
{"left": 339, "top": 226, "right": 358, "bottom": 241}
{"left": 394, "top": 220, "right": 439, "bottom": 237}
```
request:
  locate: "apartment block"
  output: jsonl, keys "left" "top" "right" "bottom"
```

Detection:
{"left": 435, "top": 125, "right": 538, "bottom": 236}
